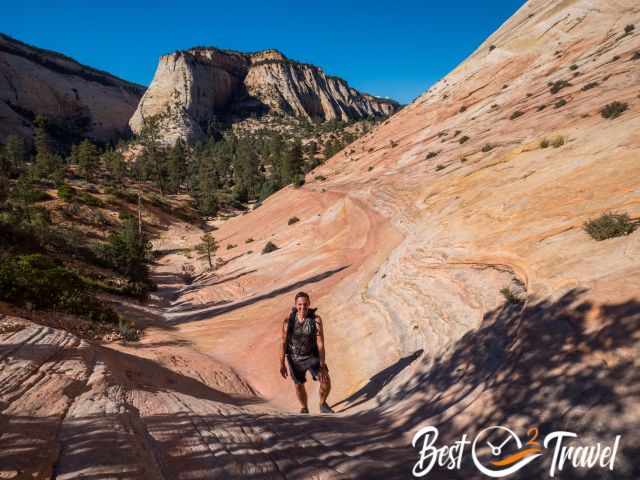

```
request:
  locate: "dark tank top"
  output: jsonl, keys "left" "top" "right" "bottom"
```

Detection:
{"left": 288, "top": 315, "right": 317, "bottom": 360}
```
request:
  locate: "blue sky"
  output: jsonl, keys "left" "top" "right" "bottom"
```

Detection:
{"left": 2, "top": 1, "right": 526, "bottom": 104}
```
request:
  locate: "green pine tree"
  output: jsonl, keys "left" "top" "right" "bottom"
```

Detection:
{"left": 196, "top": 232, "right": 219, "bottom": 270}
{"left": 166, "top": 140, "right": 187, "bottom": 194}
{"left": 76, "top": 139, "right": 100, "bottom": 180}
{"left": 2, "top": 135, "right": 28, "bottom": 175}
{"left": 104, "top": 217, "right": 152, "bottom": 285}
{"left": 281, "top": 140, "right": 304, "bottom": 185}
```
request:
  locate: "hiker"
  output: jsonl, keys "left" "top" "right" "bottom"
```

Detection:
{"left": 280, "top": 291, "right": 334, "bottom": 414}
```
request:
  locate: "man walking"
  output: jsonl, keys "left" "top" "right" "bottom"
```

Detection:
{"left": 280, "top": 291, "right": 334, "bottom": 414}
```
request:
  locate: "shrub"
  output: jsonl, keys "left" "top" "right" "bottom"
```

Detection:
{"left": 569, "top": 64, "right": 578, "bottom": 71}
{"left": 245, "top": 237, "right": 254, "bottom": 243}
{"left": 460, "top": 157, "right": 468, "bottom": 163}
{"left": 459, "top": 105, "right": 467, "bottom": 113}
{"left": 368, "top": 166, "right": 374, "bottom": 171}
{"left": 426, "top": 151, "right": 438, "bottom": 159}
{"left": 180, "top": 264, "right": 196, "bottom": 284}
{"left": 11, "top": 176, "right": 51, "bottom": 205}
{"left": 612, "top": 55, "right": 620, "bottom": 62}
{"left": 500, "top": 287, "right": 523, "bottom": 305}
{"left": 314, "top": 175, "right": 327, "bottom": 181}
{"left": 583, "top": 212, "right": 636, "bottom": 240}
{"left": 258, "top": 179, "right": 279, "bottom": 202}
{"left": 293, "top": 175, "right": 305, "bottom": 188}
{"left": 489, "top": 45, "right": 496, "bottom": 51}
{"left": 625, "top": 24, "right": 635, "bottom": 34}
{"left": 554, "top": 99, "right": 567, "bottom": 109}
{"left": 118, "top": 317, "right": 140, "bottom": 342}
{"left": 389, "top": 140, "right": 398, "bottom": 148}
{"left": 435, "top": 164, "right": 446, "bottom": 171}
{"left": 600, "top": 101, "right": 628, "bottom": 119}
{"left": 551, "top": 136, "right": 565, "bottom": 148}
{"left": 549, "top": 80, "right": 571, "bottom": 94}
{"left": 93, "top": 210, "right": 110, "bottom": 226}
{"left": 77, "top": 191, "right": 104, "bottom": 207}
{"left": 481, "top": 144, "right": 494, "bottom": 153}
{"left": 262, "top": 241, "right": 278, "bottom": 254}
{"left": 57, "top": 184, "right": 75, "bottom": 202}
{"left": 540, "top": 139, "right": 550, "bottom": 149}
{"left": 510, "top": 110, "right": 525, "bottom": 120}
{"left": 288, "top": 216, "right": 300, "bottom": 225}
{"left": 0, "top": 254, "right": 118, "bottom": 323}
{"left": 581, "top": 82, "right": 599, "bottom": 91}
{"left": 459, "top": 135, "right": 470, "bottom": 144}
{"left": 226, "top": 243, "right": 236, "bottom": 250}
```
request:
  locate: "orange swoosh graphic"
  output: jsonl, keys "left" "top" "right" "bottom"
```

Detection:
{"left": 490, "top": 447, "right": 542, "bottom": 467}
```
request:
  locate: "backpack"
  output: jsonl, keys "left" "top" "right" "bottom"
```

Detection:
{"left": 285, "top": 307, "right": 319, "bottom": 357}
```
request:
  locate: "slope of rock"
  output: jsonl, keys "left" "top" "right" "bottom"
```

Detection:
{"left": 0, "top": 33, "right": 145, "bottom": 143}
{"left": 129, "top": 47, "right": 399, "bottom": 144}
{"left": 154, "top": 0, "right": 640, "bottom": 475}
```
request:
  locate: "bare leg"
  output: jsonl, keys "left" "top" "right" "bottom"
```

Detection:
{"left": 294, "top": 383, "right": 308, "bottom": 410}
{"left": 319, "top": 374, "right": 331, "bottom": 407}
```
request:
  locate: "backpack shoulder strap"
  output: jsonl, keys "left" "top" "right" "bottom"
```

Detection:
{"left": 308, "top": 308, "right": 320, "bottom": 356}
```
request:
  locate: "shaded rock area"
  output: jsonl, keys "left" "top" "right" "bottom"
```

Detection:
{"left": 0, "top": 34, "right": 144, "bottom": 143}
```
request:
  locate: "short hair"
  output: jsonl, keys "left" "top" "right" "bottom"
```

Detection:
{"left": 294, "top": 291, "right": 310, "bottom": 302}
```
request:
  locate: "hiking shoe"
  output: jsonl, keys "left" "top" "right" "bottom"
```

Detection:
{"left": 300, "top": 407, "right": 309, "bottom": 414}
{"left": 319, "top": 403, "right": 334, "bottom": 414}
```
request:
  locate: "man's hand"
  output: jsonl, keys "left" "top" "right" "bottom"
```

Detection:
{"left": 280, "top": 360, "right": 288, "bottom": 379}
{"left": 318, "top": 363, "right": 329, "bottom": 383}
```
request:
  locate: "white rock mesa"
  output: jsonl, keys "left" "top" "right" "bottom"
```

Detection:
{"left": 129, "top": 47, "right": 400, "bottom": 145}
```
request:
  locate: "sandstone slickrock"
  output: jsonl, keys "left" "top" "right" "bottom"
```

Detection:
{"left": 129, "top": 47, "right": 400, "bottom": 144}
{"left": 0, "top": 34, "right": 144, "bottom": 143}
{"left": 2, "top": 0, "right": 640, "bottom": 478}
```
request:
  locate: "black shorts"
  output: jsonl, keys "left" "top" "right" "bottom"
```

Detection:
{"left": 286, "top": 355, "right": 321, "bottom": 384}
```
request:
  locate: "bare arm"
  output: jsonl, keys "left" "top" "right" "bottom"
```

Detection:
{"left": 280, "top": 319, "right": 288, "bottom": 364}
{"left": 279, "top": 319, "right": 288, "bottom": 378}
{"left": 315, "top": 315, "right": 326, "bottom": 368}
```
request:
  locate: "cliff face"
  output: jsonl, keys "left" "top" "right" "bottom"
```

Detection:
{"left": 129, "top": 47, "right": 399, "bottom": 144}
{"left": 0, "top": 34, "right": 145, "bottom": 144}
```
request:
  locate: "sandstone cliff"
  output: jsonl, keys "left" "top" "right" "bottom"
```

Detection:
{"left": 0, "top": 33, "right": 144, "bottom": 143}
{"left": 129, "top": 47, "right": 400, "bottom": 144}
